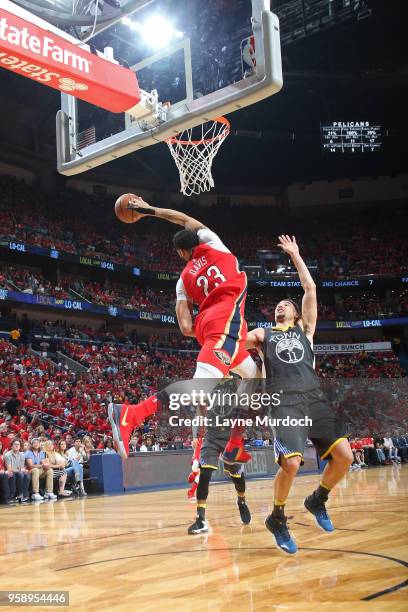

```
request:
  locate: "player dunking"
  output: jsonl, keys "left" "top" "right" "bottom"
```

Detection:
{"left": 109, "top": 196, "right": 260, "bottom": 464}
{"left": 246, "top": 235, "right": 353, "bottom": 554}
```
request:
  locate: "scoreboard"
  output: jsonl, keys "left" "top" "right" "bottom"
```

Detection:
{"left": 321, "top": 121, "right": 382, "bottom": 153}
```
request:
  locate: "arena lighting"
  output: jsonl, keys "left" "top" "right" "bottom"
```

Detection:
{"left": 122, "top": 14, "right": 183, "bottom": 49}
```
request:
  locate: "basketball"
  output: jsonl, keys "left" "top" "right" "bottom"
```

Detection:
{"left": 114, "top": 193, "right": 143, "bottom": 224}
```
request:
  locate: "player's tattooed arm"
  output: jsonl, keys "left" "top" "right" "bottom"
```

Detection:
{"left": 128, "top": 196, "right": 205, "bottom": 231}
{"left": 176, "top": 299, "right": 196, "bottom": 337}
{"left": 245, "top": 327, "right": 265, "bottom": 349}
{"left": 277, "top": 235, "right": 317, "bottom": 339}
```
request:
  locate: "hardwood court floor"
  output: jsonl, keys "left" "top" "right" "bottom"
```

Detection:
{"left": 0, "top": 466, "right": 407, "bottom": 611}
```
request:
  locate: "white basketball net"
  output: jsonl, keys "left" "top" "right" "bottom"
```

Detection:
{"left": 166, "top": 117, "right": 230, "bottom": 197}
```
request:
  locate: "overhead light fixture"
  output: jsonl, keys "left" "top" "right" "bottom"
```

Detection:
{"left": 122, "top": 14, "right": 183, "bottom": 49}
{"left": 142, "top": 15, "right": 181, "bottom": 49}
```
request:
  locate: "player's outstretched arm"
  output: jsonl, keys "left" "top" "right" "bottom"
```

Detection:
{"left": 129, "top": 196, "right": 205, "bottom": 232}
{"left": 277, "top": 235, "right": 317, "bottom": 340}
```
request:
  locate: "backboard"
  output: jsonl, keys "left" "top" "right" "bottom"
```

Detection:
{"left": 56, "top": 0, "right": 283, "bottom": 176}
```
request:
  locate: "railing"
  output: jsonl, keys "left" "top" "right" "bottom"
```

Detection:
{"left": 276, "top": 0, "right": 372, "bottom": 45}
{"left": 56, "top": 350, "right": 88, "bottom": 373}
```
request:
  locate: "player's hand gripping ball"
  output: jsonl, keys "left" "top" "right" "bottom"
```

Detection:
{"left": 114, "top": 193, "right": 150, "bottom": 224}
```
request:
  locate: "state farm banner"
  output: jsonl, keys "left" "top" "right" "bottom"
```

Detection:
{"left": 0, "top": 0, "right": 140, "bottom": 112}
{"left": 314, "top": 342, "right": 391, "bottom": 354}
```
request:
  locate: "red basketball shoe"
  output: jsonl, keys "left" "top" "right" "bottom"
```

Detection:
{"left": 108, "top": 397, "right": 157, "bottom": 459}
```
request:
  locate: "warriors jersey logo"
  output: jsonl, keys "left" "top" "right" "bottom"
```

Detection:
{"left": 213, "top": 349, "right": 232, "bottom": 367}
{"left": 276, "top": 337, "right": 304, "bottom": 364}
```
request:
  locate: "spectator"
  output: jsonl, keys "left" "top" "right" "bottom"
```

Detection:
{"left": 0, "top": 439, "right": 12, "bottom": 503}
{"left": 263, "top": 433, "right": 273, "bottom": 447}
{"left": 151, "top": 439, "right": 161, "bottom": 452}
{"left": 103, "top": 438, "right": 116, "bottom": 454}
{"left": 66, "top": 438, "right": 87, "bottom": 465}
{"left": 82, "top": 436, "right": 94, "bottom": 462}
{"left": 373, "top": 438, "right": 387, "bottom": 465}
{"left": 349, "top": 438, "right": 368, "bottom": 470}
{"left": 25, "top": 438, "right": 55, "bottom": 501}
{"left": 383, "top": 434, "right": 400, "bottom": 463}
{"left": 21, "top": 314, "right": 32, "bottom": 346}
{"left": 129, "top": 436, "right": 139, "bottom": 453}
{"left": 360, "top": 434, "right": 377, "bottom": 465}
{"left": 58, "top": 439, "right": 87, "bottom": 496}
{"left": 391, "top": 430, "right": 408, "bottom": 462}
{"left": 9, "top": 329, "right": 20, "bottom": 345}
{"left": 64, "top": 434, "right": 74, "bottom": 449}
{"left": 43, "top": 440, "right": 70, "bottom": 497}
{"left": 399, "top": 432, "right": 408, "bottom": 457}
{"left": 4, "top": 439, "right": 30, "bottom": 502}
{"left": 3, "top": 392, "right": 20, "bottom": 418}
{"left": 0, "top": 424, "right": 12, "bottom": 452}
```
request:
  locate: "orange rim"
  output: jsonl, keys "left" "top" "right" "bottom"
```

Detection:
{"left": 167, "top": 116, "right": 230, "bottom": 146}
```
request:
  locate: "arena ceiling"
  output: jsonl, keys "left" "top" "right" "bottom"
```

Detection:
{"left": 0, "top": 0, "right": 407, "bottom": 190}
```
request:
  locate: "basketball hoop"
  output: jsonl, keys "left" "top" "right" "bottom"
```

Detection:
{"left": 166, "top": 117, "right": 230, "bottom": 197}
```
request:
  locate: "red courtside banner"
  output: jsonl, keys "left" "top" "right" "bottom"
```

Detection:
{"left": 0, "top": 3, "right": 140, "bottom": 112}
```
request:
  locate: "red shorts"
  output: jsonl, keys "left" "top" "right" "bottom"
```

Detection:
{"left": 194, "top": 291, "right": 249, "bottom": 376}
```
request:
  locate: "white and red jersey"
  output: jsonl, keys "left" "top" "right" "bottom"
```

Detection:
{"left": 176, "top": 229, "right": 247, "bottom": 313}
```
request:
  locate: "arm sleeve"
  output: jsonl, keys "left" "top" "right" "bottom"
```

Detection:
{"left": 197, "top": 228, "right": 230, "bottom": 253}
{"left": 175, "top": 277, "right": 188, "bottom": 301}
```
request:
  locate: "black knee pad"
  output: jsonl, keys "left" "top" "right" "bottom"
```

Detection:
{"left": 196, "top": 467, "right": 214, "bottom": 501}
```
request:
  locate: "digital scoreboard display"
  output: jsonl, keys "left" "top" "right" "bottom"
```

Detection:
{"left": 321, "top": 121, "right": 382, "bottom": 153}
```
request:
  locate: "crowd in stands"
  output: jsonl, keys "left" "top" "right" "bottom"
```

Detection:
{"left": 336, "top": 291, "right": 408, "bottom": 319}
{"left": 1, "top": 330, "right": 406, "bottom": 438}
{"left": 0, "top": 436, "right": 89, "bottom": 504}
{"left": 317, "top": 352, "right": 406, "bottom": 379}
{"left": 69, "top": 277, "right": 174, "bottom": 312}
{"left": 1, "top": 175, "right": 407, "bottom": 279}
{"left": 348, "top": 433, "right": 408, "bottom": 470}
{"left": 0, "top": 336, "right": 196, "bottom": 464}
{"left": 0, "top": 264, "right": 71, "bottom": 300}
{"left": 149, "top": 332, "right": 197, "bottom": 351}
{"left": 13, "top": 318, "right": 134, "bottom": 345}
{"left": 1, "top": 326, "right": 407, "bottom": 504}
{"left": 248, "top": 290, "right": 408, "bottom": 322}
{"left": 2, "top": 259, "right": 408, "bottom": 323}
{"left": 0, "top": 263, "right": 175, "bottom": 313}
{"left": 248, "top": 293, "right": 338, "bottom": 322}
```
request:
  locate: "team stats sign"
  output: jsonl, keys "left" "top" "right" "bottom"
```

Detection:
{"left": 321, "top": 121, "right": 382, "bottom": 153}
